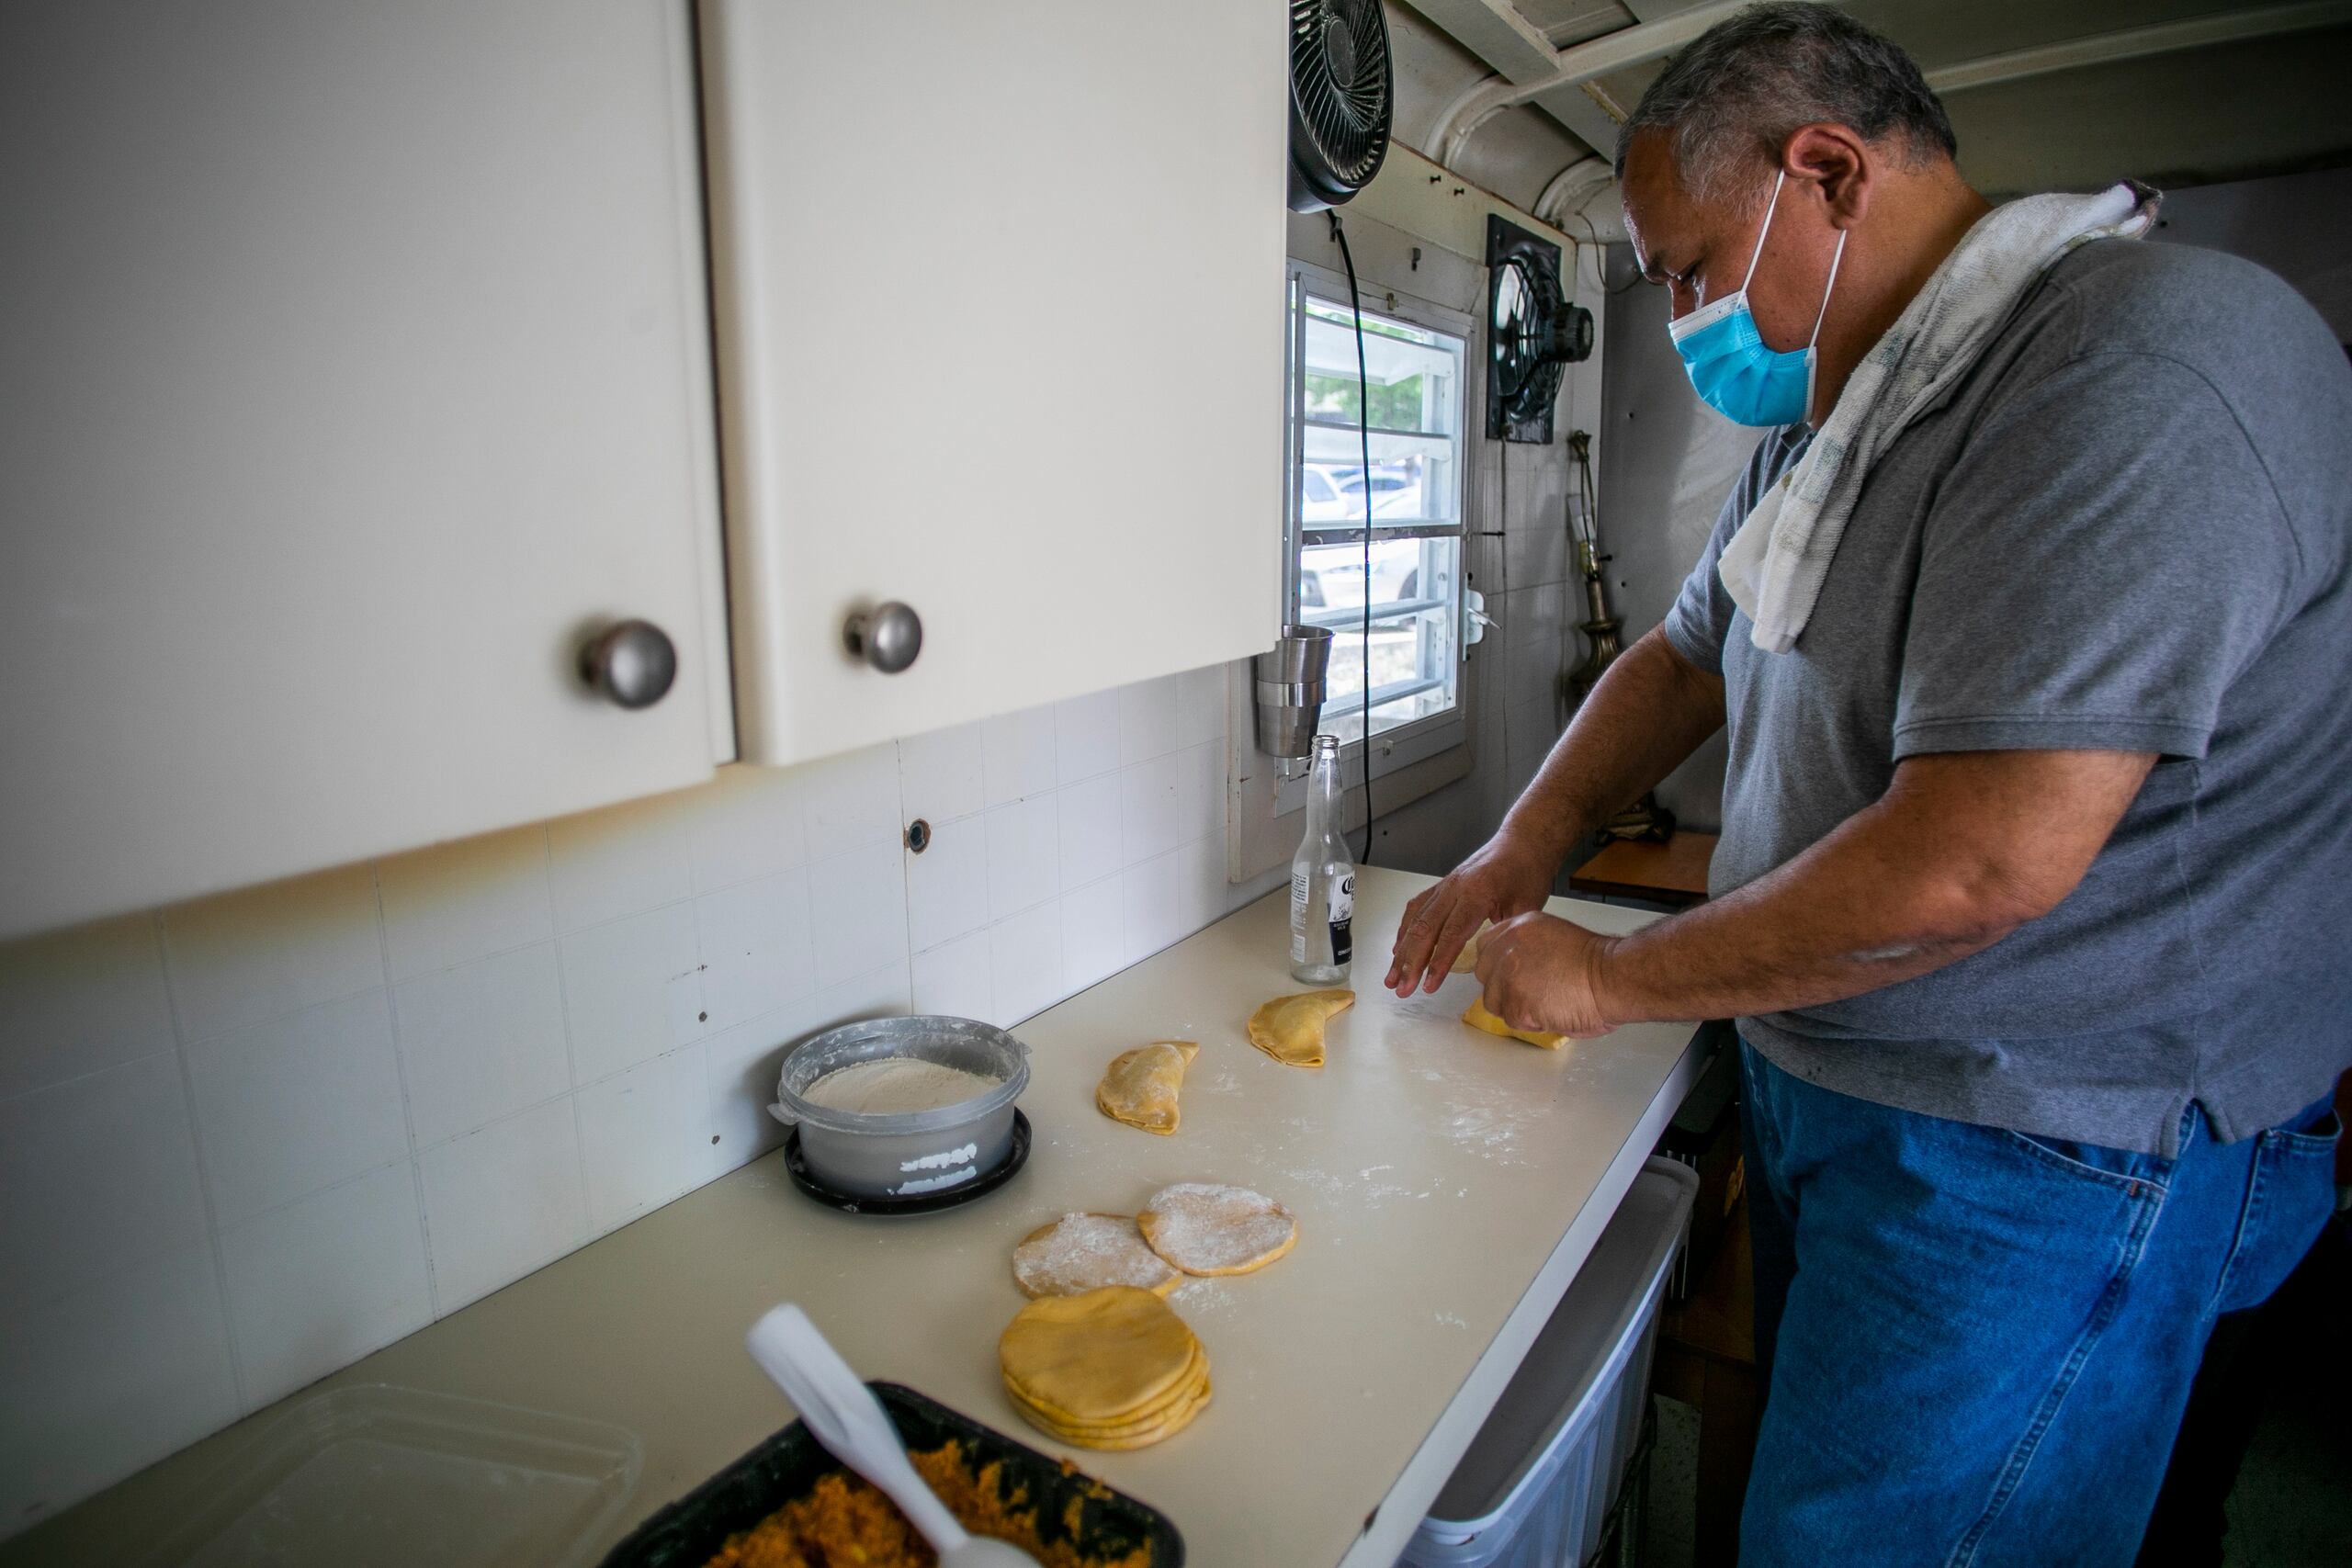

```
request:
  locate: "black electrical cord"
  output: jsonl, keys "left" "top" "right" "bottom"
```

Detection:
{"left": 1329, "top": 211, "right": 1374, "bottom": 866}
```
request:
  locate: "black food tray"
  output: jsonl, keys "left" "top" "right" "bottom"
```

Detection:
{"left": 597, "top": 1382, "right": 1183, "bottom": 1567}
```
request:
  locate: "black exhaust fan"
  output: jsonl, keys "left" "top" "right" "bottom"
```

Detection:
{"left": 1487, "top": 216, "right": 1594, "bottom": 444}
{"left": 1287, "top": 0, "right": 1392, "bottom": 212}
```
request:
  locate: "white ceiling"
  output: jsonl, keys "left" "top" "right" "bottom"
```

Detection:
{"left": 1388, "top": 0, "right": 2352, "bottom": 209}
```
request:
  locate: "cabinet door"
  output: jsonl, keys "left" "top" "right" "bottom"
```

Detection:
{"left": 0, "top": 0, "right": 728, "bottom": 940}
{"left": 700, "top": 0, "right": 1287, "bottom": 765}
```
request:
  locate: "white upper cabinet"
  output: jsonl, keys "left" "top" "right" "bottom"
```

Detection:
{"left": 0, "top": 1, "right": 728, "bottom": 940}
{"left": 699, "top": 0, "right": 1288, "bottom": 765}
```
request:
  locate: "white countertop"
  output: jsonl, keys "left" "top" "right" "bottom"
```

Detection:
{"left": 9, "top": 869, "right": 1704, "bottom": 1568}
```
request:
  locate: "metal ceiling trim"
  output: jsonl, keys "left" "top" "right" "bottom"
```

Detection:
{"left": 1924, "top": 0, "right": 2352, "bottom": 95}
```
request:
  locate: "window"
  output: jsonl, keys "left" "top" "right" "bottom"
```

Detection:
{"left": 1284, "top": 268, "right": 1469, "bottom": 762}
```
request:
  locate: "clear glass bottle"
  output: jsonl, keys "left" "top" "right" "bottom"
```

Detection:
{"left": 1289, "top": 734, "right": 1355, "bottom": 984}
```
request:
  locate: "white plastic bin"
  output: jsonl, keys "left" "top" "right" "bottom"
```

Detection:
{"left": 1399, "top": 1157, "right": 1698, "bottom": 1568}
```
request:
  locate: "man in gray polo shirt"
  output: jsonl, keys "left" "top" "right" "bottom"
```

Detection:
{"left": 1385, "top": 5, "right": 2348, "bottom": 1562}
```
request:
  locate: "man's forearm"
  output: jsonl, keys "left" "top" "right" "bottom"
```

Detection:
{"left": 1586, "top": 750, "right": 2155, "bottom": 1026}
{"left": 1499, "top": 627, "right": 1724, "bottom": 864}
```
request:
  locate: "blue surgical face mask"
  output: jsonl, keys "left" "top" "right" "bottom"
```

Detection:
{"left": 1668, "top": 170, "right": 1847, "bottom": 427}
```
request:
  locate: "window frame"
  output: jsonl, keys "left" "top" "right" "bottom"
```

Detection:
{"left": 1279, "top": 261, "right": 1476, "bottom": 813}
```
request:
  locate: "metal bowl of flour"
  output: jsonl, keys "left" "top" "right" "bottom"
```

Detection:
{"left": 768, "top": 1016, "right": 1029, "bottom": 1201}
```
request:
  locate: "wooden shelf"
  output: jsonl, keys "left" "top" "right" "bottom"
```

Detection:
{"left": 1569, "top": 831, "right": 1718, "bottom": 908}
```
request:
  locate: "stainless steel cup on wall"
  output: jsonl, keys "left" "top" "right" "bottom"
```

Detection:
{"left": 1253, "top": 625, "right": 1334, "bottom": 766}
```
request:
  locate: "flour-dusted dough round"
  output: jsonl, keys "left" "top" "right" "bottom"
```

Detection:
{"left": 999, "top": 1286, "right": 1206, "bottom": 1436}
{"left": 1136, "top": 1182, "right": 1298, "bottom": 1277}
{"left": 1012, "top": 1213, "right": 1182, "bottom": 1299}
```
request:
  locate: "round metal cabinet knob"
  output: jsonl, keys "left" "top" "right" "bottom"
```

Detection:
{"left": 578, "top": 619, "right": 678, "bottom": 710}
{"left": 843, "top": 602, "right": 922, "bottom": 674}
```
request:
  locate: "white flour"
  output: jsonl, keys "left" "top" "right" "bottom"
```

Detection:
{"left": 1012, "top": 1213, "right": 1180, "bottom": 1297}
{"left": 803, "top": 1058, "right": 1000, "bottom": 1114}
{"left": 1139, "top": 1183, "right": 1295, "bottom": 1273}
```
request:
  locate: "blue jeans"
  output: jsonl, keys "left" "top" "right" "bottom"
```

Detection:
{"left": 1736, "top": 1041, "right": 2339, "bottom": 1567}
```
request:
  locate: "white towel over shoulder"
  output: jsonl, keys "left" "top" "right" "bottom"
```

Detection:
{"left": 1720, "top": 182, "right": 2161, "bottom": 655}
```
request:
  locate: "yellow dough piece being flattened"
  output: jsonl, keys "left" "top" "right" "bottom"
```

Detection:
{"left": 1450, "top": 922, "right": 1497, "bottom": 974}
{"left": 1136, "top": 1182, "right": 1298, "bottom": 1276}
{"left": 1001, "top": 1287, "right": 1205, "bottom": 1433}
{"left": 1012, "top": 1213, "right": 1182, "bottom": 1299}
{"left": 1095, "top": 1040, "right": 1199, "bottom": 1135}
{"left": 1246, "top": 989, "right": 1354, "bottom": 1068}
{"left": 1462, "top": 998, "right": 1566, "bottom": 1050}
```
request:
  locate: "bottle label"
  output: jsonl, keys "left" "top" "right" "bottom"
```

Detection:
{"left": 1329, "top": 874, "right": 1354, "bottom": 966}
{"left": 1290, "top": 869, "right": 1309, "bottom": 964}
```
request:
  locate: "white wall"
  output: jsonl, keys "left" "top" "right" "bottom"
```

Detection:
{"left": 0, "top": 660, "right": 1286, "bottom": 1534}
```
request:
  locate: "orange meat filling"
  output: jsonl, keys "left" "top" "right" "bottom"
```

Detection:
{"left": 702, "top": 1440, "right": 1150, "bottom": 1568}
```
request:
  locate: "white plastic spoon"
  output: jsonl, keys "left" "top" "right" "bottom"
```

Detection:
{"left": 746, "top": 1303, "right": 1042, "bottom": 1568}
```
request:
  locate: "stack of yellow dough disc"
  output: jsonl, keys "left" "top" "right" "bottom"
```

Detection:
{"left": 1000, "top": 1286, "right": 1211, "bottom": 1450}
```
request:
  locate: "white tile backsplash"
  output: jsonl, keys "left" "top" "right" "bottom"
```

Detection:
{"left": 988, "top": 902, "right": 1065, "bottom": 1027}
{"left": 910, "top": 928, "right": 994, "bottom": 1020}
{"left": 685, "top": 765, "right": 808, "bottom": 895}
{"left": 219, "top": 1163, "right": 432, "bottom": 1406}
{"left": 1055, "top": 773, "right": 1124, "bottom": 891}
{"left": 898, "top": 719, "right": 987, "bottom": 825}
{"left": 1052, "top": 689, "right": 1122, "bottom": 784}
{"left": 164, "top": 863, "right": 384, "bottom": 1042}
{"left": 981, "top": 705, "right": 1057, "bottom": 807}
{"left": 546, "top": 793, "right": 695, "bottom": 935}
{"left": 375, "top": 824, "right": 554, "bottom": 983}
{"left": 418, "top": 1098, "right": 589, "bottom": 1313}
{"left": 391, "top": 942, "right": 571, "bottom": 1148}
{"left": 0, "top": 1245, "right": 239, "bottom": 1531}
{"left": 807, "top": 840, "right": 910, "bottom": 979}
{"left": 903, "top": 816, "right": 990, "bottom": 954}
{"left": 559, "top": 903, "right": 706, "bottom": 1085}
{"left": 694, "top": 870, "right": 816, "bottom": 1032}
{"left": 1116, "top": 672, "right": 1185, "bottom": 764}
{"left": 185, "top": 989, "right": 409, "bottom": 1226}
{"left": 576, "top": 1046, "right": 708, "bottom": 1234}
{"left": 983, "top": 796, "right": 1060, "bottom": 920}
{"left": 0, "top": 660, "right": 1264, "bottom": 1535}
{"left": 1059, "top": 875, "right": 1129, "bottom": 991}
{"left": 800, "top": 741, "right": 904, "bottom": 850}
{"left": 0, "top": 912, "right": 175, "bottom": 1100}
{"left": 0, "top": 1056, "right": 210, "bottom": 1314}
{"left": 1119, "top": 750, "right": 1187, "bottom": 861}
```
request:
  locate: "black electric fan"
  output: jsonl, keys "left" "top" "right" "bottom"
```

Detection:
{"left": 1287, "top": 0, "right": 1392, "bottom": 212}
{"left": 1487, "top": 216, "right": 1594, "bottom": 443}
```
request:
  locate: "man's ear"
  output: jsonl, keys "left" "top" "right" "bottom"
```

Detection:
{"left": 1781, "top": 123, "right": 1872, "bottom": 230}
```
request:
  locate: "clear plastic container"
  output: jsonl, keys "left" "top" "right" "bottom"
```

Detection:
{"left": 131, "top": 1384, "right": 642, "bottom": 1568}
{"left": 1398, "top": 1158, "right": 1697, "bottom": 1568}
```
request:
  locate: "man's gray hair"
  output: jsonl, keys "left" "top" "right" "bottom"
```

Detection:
{"left": 1614, "top": 2, "right": 1956, "bottom": 200}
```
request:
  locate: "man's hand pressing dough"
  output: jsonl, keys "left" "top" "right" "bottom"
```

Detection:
{"left": 1473, "top": 911, "right": 1620, "bottom": 1041}
{"left": 1387, "top": 834, "right": 1557, "bottom": 997}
